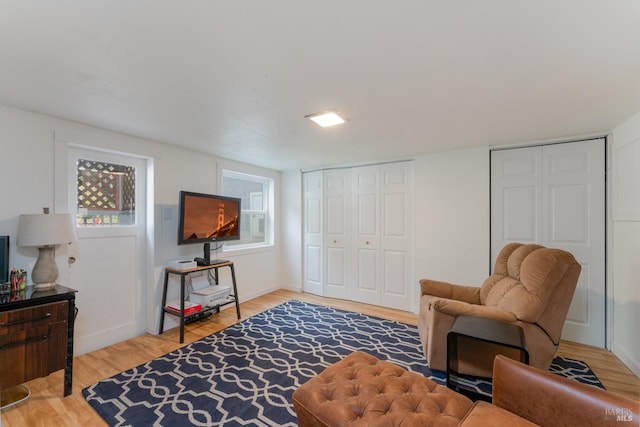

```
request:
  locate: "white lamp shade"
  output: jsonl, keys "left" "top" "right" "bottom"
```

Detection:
{"left": 17, "top": 213, "right": 78, "bottom": 247}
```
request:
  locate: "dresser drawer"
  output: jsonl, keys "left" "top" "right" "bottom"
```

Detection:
{"left": 0, "top": 301, "right": 69, "bottom": 389}
{"left": 0, "top": 302, "right": 66, "bottom": 334}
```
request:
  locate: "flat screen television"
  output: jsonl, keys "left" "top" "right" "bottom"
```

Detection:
{"left": 178, "top": 191, "right": 241, "bottom": 265}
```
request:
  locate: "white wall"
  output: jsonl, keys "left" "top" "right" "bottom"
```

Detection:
{"left": 280, "top": 170, "right": 302, "bottom": 290}
{"left": 413, "top": 146, "right": 491, "bottom": 302}
{"left": 5, "top": 99, "right": 637, "bottom": 373}
{"left": 0, "top": 104, "right": 283, "bottom": 354}
{"left": 611, "top": 112, "right": 640, "bottom": 376}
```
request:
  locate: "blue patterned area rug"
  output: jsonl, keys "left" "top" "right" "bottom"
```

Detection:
{"left": 83, "top": 300, "right": 603, "bottom": 426}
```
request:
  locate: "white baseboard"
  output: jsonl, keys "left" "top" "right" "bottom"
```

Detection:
{"left": 75, "top": 321, "right": 141, "bottom": 356}
{"left": 279, "top": 283, "right": 302, "bottom": 292}
{"left": 611, "top": 343, "right": 640, "bottom": 377}
{"left": 239, "top": 284, "right": 291, "bottom": 302}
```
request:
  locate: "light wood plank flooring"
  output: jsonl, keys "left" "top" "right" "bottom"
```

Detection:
{"left": 2, "top": 290, "right": 638, "bottom": 426}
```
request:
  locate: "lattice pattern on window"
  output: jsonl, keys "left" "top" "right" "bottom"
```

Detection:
{"left": 77, "top": 159, "right": 135, "bottom": 211}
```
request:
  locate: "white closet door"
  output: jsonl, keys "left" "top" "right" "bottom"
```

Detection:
{"left": 303, "top": 171, "right": 323, "bottom": 296}
{"left": 323, "top": 169, "right": 352, "bottom": 300}
{"left": 543, "top": 141, "right": 605, "bottom": 346}
{"left": 380, "top": 162, "right": 413, "bottom": 311}
{"left": 351, "top": 162, "right": 413, "bottom": 310}
{"left": 352, "top": 165, "right": 382, "bottom": 305}
{"left": 491, "top": 146, "right": 543, "bottom": 252}
{"left": 304, "top": 162, "right": 413, "bottom": 311}
{"left": 491, "top": 139, "right": 606, "bottom": 347}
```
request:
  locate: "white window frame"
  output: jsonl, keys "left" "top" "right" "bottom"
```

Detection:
{"left": 75, "top": 158, "right": 138, "bottom": 228}
{"left": 220, "top": 168, "right": 275, "bottom": 252}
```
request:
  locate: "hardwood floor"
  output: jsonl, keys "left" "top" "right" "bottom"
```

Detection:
{"left": 2, "top": 289, "right": 638, "bottom": 426}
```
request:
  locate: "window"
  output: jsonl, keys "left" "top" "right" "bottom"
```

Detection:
{"left": 76, "top": 159, "right": 136, "bottom": 226}
{"left": 222, "top": 170, "right": 274, "bottom": 248}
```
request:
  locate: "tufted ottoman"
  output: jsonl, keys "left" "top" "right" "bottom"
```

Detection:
{"left": 292, "top": 351, "right": 474, "bottom": 427}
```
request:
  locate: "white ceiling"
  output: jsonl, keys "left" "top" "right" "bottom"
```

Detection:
{"left": 1, "top": 1, "right": 639, "bottom": 171}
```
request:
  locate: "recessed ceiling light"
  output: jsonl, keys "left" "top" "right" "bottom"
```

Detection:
{"left": 306, "top": 111, "right": 346, "bottom": 127}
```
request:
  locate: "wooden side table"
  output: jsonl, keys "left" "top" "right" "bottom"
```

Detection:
{"left": 446, "top": 315, "right": 528, "bottom": 401}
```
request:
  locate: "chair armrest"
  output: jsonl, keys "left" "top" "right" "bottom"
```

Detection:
{"left": 492, "top": 355, "right": 640, "bottom": 427}
{"left": 432, "top": 299, "right": 518, "bottom": 323}
{"left": 419, "top": 279, "right": 481, "bottom": 304}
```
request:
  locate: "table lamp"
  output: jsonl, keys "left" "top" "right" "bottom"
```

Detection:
{"left": 17, "top": 208, "right": 77, "bottom": 290}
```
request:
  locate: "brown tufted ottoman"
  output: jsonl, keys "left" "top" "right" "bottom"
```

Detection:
{"left": 292, "top": 351, "right": 474, "bottom": 427}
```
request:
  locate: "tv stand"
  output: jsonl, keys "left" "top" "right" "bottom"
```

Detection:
{"left": 159, "top": 261, "right": 240, "bottom": 343}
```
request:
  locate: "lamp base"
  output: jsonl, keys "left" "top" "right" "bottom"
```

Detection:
{"left": 31, "top": 246, "right": 60, "bottom": 287}
{"left": 33, "top": 282, "right": 57, "bottom": 290}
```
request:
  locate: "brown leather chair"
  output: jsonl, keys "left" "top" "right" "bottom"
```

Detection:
{"left": 459, "top": 355, "right": 640, "bottom": 427}
{"left": 418, "top": 243, "right": 581, "bottom": 377}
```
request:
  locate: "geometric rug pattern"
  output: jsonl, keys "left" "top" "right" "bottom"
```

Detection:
{"left": 83, "top": 300, "right": 603, "bottom": 426}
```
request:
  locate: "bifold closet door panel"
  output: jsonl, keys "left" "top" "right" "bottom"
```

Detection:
{"left": 491, "top": 139, "right": 605, "bottom": 347}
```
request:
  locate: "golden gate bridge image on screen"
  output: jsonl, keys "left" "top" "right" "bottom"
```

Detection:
{"left": 185, "top": 201, "right": 239, "bottom": 240}
{"left": 206, "top": 202, "right": 238, "bottom": 238}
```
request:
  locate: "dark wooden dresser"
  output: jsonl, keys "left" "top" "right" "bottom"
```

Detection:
{"left": 0, "top": 285, "right": 77, "bottom": 396}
